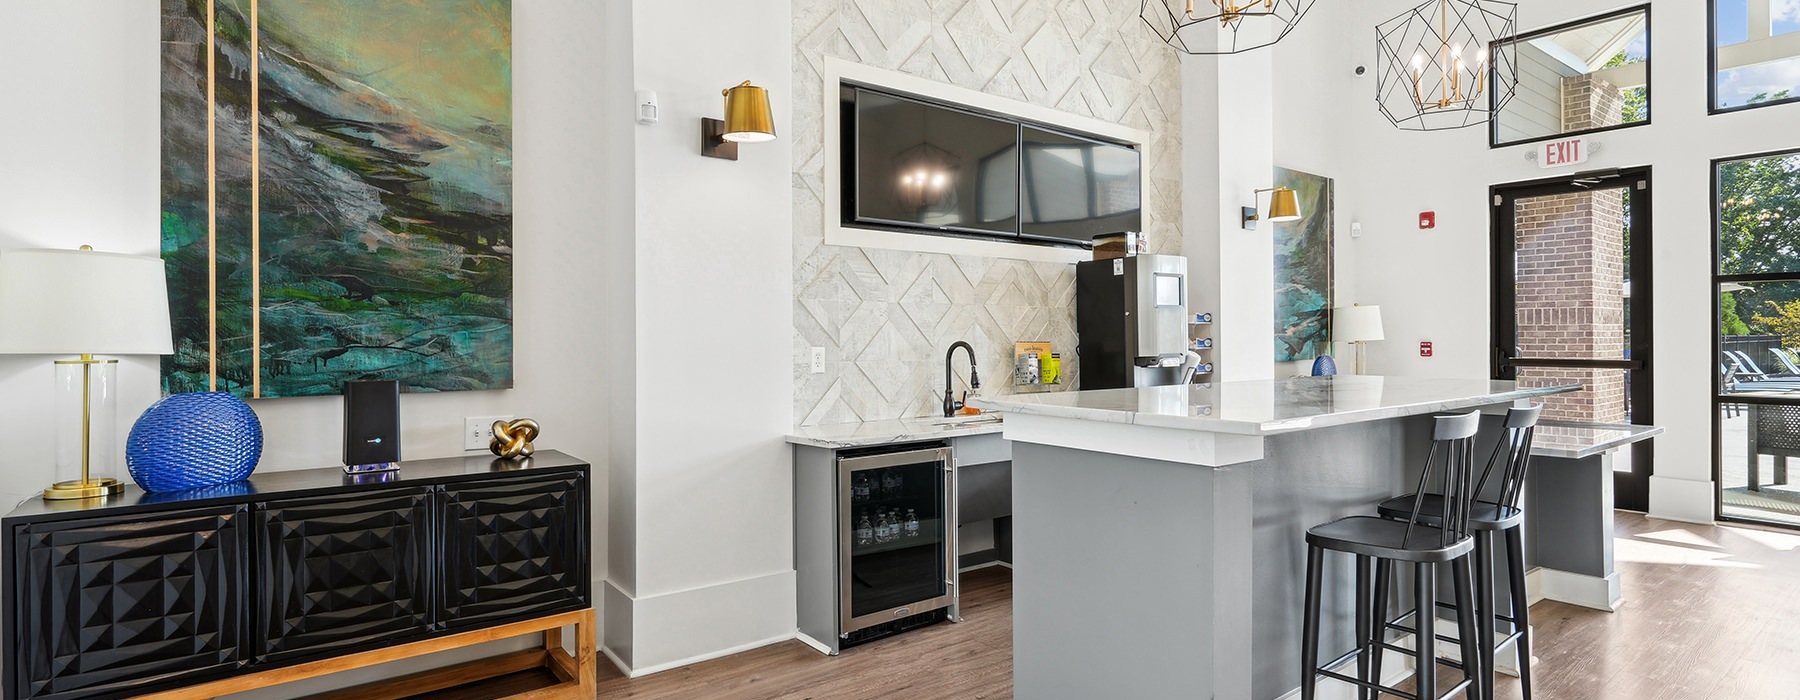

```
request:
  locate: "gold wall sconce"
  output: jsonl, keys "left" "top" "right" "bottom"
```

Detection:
{"left": 1242, "top": 186, "right": 1301, "bottom": 230}
{"left": 701, "top": 80, "right": 777, "bottom": 160}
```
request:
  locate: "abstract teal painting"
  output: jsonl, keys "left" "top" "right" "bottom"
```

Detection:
{"left": 1273, "top": 167, "right": 1333, "bottom": 362}
{"left": 160, "top": 0, "right": 513, "bottom": 398}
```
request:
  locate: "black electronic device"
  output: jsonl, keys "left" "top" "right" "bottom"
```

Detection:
{"left": 842, "top": 86, "right": 1144, "bottom": 245}
{"left": 343, "top": 380, "right": 401, "bottom": 468}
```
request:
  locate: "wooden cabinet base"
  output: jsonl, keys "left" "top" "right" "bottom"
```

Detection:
{"left": 131, "top": 608, "right": 597, "bottom": 700}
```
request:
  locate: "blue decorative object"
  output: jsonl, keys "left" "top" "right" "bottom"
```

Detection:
{"left": 126, "top": 392, "right": 264, "bottom": 492}
{"left": 1311, "top": 355, "right": 1338, "bottom": 377}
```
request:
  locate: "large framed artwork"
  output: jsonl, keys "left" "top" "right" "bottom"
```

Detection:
{"left": 1273, "top": 167, "right": 1333, "bottom": 362}
{"left": 160, "top": 0, "right": 513, "bottom": 398}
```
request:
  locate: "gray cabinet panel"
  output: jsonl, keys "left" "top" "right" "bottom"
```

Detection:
{"left": 958, "top": 461, "right": 1012, "bottom": 523}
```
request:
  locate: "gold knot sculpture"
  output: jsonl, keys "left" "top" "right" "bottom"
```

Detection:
{"left": 490, "top": 418, "right": 540, "bottom": 459}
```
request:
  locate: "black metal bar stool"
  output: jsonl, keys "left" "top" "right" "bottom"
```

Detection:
{"left": 1374, "top": 404, "right": 1542, "bottom": 700}
{"left": 1301, "top": 410, "right": 1486, "bottom": 700}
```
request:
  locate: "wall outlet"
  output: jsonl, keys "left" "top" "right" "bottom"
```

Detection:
{"left": 810, "top": 347, "right": 826, "bottom": 374}
{"left": 465, "top": 415, "right": 513, "bottom": 451}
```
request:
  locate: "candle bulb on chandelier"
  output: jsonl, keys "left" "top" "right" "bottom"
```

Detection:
{"left": 1450, "top": 44, "right": 1463, "bottom": 103}
{"left": 1476, "top": 47, "right": 1488, "bottom": 95}
{"left": 1455, "top": 57, "right": 1465, "bottom": 101}
{"left": 1411, "top": 53, "right": 1425, "bottom": 107}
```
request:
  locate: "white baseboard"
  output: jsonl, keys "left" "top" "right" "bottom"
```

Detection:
{"left": 1527, "top": 567, "right": 1621, "bottom": 612}
{"left": 795, "top": 631, "right": 835, "bottom": 656}
{"left": 599, "top": 569, "right": 798, "bottom": 678}
{"left": 1649, "top": 476, "right": 1717, "bottom": 524}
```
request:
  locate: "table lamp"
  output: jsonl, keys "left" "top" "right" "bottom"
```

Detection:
{"left": 0, "top": 246, "right": 173, "bottom": 499}
{"left": 1333, "top": 304, "right": 1385, "bottom": 375}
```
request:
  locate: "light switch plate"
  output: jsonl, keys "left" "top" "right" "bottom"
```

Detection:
{"left": 465, "top": 415, "right": 513, "bottom": 451}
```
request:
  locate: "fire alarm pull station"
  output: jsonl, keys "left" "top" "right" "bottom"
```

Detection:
{"left": 1419, "top": 212, "right": 1436, "bottom": 230}
{"left": 1419, "top": 341, "right": 1434, "bottom": 357}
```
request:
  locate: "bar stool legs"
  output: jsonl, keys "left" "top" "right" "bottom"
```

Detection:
{"left": 1356, "top": 555, "right": 1372, "bottom": 700}
{"left": 1506, "top": 526, "right": 1534, "bottom": 700}
{"left": 1414, "top": 562, "right": 1437, "bottom": 700}
{"left": 1473, "top": 532, "right": 1496, "bottom": 700}
{"left": 1301, "top": 546, "right": 1323, "bottom": 700}
{"left": 1300, "top": 552, "right": 1485, "bottom": 700}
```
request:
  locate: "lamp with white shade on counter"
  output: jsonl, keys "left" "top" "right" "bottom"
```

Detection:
{"left": 1334, "top": 304, "right": 1385, "bottom": 375}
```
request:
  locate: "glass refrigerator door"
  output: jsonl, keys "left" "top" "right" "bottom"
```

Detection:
{"left": 840, "top": 448, "right": 951, "bottom": 630}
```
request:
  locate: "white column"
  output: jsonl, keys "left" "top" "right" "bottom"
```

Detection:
{"left": 1182, "top": 27, "right": 1277, "bottom": 382}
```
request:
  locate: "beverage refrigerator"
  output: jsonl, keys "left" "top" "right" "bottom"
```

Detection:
{"left": 795, "top": 442, "right": 958, "bottom": 654}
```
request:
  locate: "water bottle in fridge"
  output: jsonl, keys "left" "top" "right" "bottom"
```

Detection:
{"left": 855, "top": 514, "right": 873, "bottom": 546}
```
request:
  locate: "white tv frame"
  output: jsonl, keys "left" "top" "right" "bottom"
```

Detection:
{"left": 820, "top": 56, "right": 1154, "bottom": 265}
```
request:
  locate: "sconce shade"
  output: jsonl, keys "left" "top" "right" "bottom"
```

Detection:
{"left": 1333, "top": 305, "right": 1385, "bottom": 343}
{"left": 1267, "top": 187, "right": 1302, "bottom": 222}
{"left": 0, "top": 247, "right": 174, "bottom": 356}
{"left": 721, "top": 81, "right": 776, "bottom": 143}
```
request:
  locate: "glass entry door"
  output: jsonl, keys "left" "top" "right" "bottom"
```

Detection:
{"left": 1491, "top": 168, "right": 1654, "bottom": 511}
{"left": 838, "top": 447, "right": 954, "bottom": 634}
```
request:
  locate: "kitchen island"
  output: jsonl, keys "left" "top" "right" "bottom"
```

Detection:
{"left": 969, "top": 375, "right": 1582, "bottom": 700}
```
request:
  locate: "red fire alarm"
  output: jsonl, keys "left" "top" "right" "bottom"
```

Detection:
{"left": 1419, "top": 212, "right": 1436, "bottom": 229}
{"left": 1419, "top": 341, "right": 1434, "bottom": 357}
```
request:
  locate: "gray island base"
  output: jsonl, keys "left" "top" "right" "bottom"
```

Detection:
{"left": 970, "top": 376, "right": 1583, "bottom": 700}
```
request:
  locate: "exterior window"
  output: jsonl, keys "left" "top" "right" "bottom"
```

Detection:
{"left": 1712, "top": 0, "right": 1800, "bottom": 113}
{"left": 1492, "top": 6, "right": 1650, "bottom": 147}
{"left": 1715, "top": 148, "right": 1800, "bottom": 527}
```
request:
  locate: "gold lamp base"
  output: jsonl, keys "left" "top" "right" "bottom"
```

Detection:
{"left": 43, "top": 477, "right": 124, "bottom": 501}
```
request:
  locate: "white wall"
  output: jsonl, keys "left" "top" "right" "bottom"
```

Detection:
{"left": 1184, "top": 28, "right": 1277, "bottom": 382}
{"left": 1281, "top": 0, "right": 1799, "bottom": 523}
{"left": 0, "top": 2, "right": 611, "bottom": 694}
{"left": 601, "top": 0, "right": 797, "bottom": 676}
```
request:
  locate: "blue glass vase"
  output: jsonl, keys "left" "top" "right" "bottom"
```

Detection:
{"left": 126, "top": 392, "right": 264, "bottom": 492}
{"left": 1311, "top": 355, "right": 1338, "bottom": 377}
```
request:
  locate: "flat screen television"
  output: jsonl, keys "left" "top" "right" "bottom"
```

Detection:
{"left": 1020, "top": 126, "right": 1142, "bottom": 242}
{"left": 844, "top": 85, "right": 1142, "bottom": 245}
{"left": 850, "top": 88, "right": 1019, "bottom": 237}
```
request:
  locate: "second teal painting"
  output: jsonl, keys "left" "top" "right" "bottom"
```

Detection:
{"left": 1273, "top": 167, "right": 1334, "bottom": 362}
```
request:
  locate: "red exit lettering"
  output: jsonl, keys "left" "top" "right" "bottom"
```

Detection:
{"left": 1540, "top": 138, "right": 1587, "bottom": 168}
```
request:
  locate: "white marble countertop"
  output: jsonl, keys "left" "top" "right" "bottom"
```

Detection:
{"left": 1531, "top": 420, "right": 1664, "bottom": 459}
{"left": 787, "top": 414, "right": 1005, "bottom": 449}
{"left": 967, "top": 375, "right": 1583, "bottom": 436}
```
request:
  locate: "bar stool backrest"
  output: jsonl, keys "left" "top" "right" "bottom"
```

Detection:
{"left": 1473, "top": 404, "right": 1543, "bottom": 512}
{"left": 1402, "top": 410, "right": 1483, "bottom": 548}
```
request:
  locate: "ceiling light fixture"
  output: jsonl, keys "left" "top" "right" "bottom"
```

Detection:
{"left": 1140, "top": 0, "right": 1317, "bottom": 55}
{"left": 1375, "top": 0, "right": 1517, "bottom": 131}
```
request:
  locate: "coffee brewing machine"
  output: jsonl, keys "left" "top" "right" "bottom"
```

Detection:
{"left": 1075, "top": 254, "right": 1190, "bottom": 390}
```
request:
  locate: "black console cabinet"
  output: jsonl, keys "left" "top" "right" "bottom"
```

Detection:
{"left": 2, "top": 451, "right": 591, "bottom": 700}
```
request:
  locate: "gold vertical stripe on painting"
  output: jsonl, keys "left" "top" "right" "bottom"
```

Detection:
{"left": 250, "top": 0, "right": 261, "bottom": 399}
{"left": 206, "top": 0, "right": 217, "bottom": 392}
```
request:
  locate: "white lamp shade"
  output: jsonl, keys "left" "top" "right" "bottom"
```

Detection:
{"left": 1334, "top": 305, "right": 1385, "bottom": 343}
{"left": 0, "top": 248, "right": 174, "bottom": 355}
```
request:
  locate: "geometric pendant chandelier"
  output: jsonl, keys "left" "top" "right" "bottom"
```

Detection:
{"left": 1375, "top": 0, "right": 1518, "bottom": 131}
{"left": 1141, "top": 0, "right": 1318, "bottom": 55}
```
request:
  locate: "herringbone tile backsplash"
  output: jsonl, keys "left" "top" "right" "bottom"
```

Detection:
{"left": 792, "top": 0, "right": 1182, "bottom": 426}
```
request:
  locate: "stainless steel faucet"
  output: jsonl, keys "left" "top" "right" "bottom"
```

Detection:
{"left": 944, "top": 341, "right": 982, "bottom": 417}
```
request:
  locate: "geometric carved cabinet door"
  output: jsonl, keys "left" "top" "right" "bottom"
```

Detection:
{"left": 254, "top": 487, "right": 432, "bottom": 664}
{"left": 10, "top": 506, "right": 245, "bottom": 700}
{"left": 440, "top": 473, "right": 588, "bottom": 630}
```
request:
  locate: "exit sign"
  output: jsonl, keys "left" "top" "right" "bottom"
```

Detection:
{"left": 1539, "top": 137, "right": 1588, "bottom": 169}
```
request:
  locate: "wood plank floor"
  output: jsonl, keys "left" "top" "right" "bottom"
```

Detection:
{"left": 594, "top": 513, "right": 1800, "bottom": 699}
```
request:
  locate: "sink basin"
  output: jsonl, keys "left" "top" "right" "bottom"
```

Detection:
{"left": 924, "top": 414, "right": 1004, "bottom": 427}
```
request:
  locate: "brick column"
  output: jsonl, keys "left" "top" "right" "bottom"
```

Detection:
{"left": 1514, "top": 190, "right": 1627, "bottom": 423}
